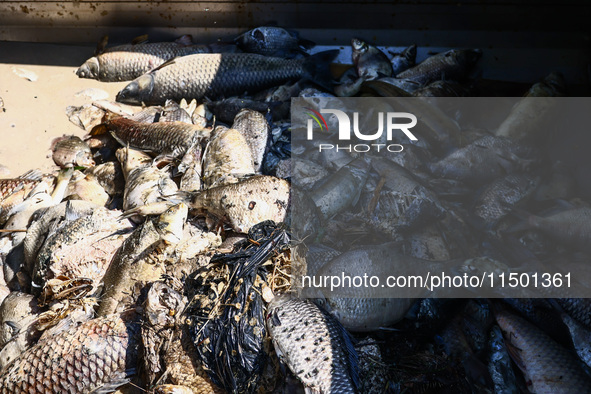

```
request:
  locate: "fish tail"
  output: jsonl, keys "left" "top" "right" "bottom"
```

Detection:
{"left": 302, "top": 50, "right": 339, "bottom": 92}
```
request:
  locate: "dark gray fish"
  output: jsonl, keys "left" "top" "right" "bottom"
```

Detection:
{"left": 116, "top": 51, "right": 338, "bottom": 106}
{"left": 267, "top": 295, "right": 359, "bottom": 393}
{"left": 488, "top": 325, "right": 520, "bottom": 394}
{"left": 397, "top": 49, "right": 482, "bottom": 85}
{"left": 351, "top": 38, "right": 392, "bottom": 80}
{"left": 429, "top": 135, "right": 538, "bottom": 186}
{"left": 0, "top": 311, "right": 140, "bottom": 393}
{"left": 207, "top": 97, "right": 282, "bottom": 125}
{"left": 473, "top": 173, "right": 539, "bottom": 227}
{"left": 390, "top": 44, "right": 417, "bottom": 76}
{"left": 555, "top": 299, "right": 591, "bottom": 329}
{"left": 235, "top": 26, "right": 313, "bottom": 57}
{"left": 76, "top": 35, "right": 210, "bottom": 82}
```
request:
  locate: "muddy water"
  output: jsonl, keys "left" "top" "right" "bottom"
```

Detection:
{"left": 0, "top": 42, "right": 128, "bottom": 178}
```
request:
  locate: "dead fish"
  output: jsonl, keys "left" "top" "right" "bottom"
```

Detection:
{"left": 66, "top": 170, "right": 110, "bottom": 206}
{"left": 362, "top": 77, "right": 421, "bottom": 96}
{"left": 207, "top": 97, "right": 281, "bottom": 125}
{"left": 91, "top": 115, "right": 211, "bottom": 161}
{"left": 488, "top": 325, "right": 520, "bottom": 394}
{"left": 155, "top": 202, "right": 188, "bottom": 245}
{"left": 390, "top": 44, "right": 417, "bottom": 76}
{"left": 178, "top": 141, "right": 203, "bottom": 192}
{"left": 127, "top": 175, "right": 290, "bottom": 233}
{"left": 351, "top": 38, "right": 392, "bottom": 80}
{"left": 0, "top": 292, "right": 42, "bottom": 371}
{"left": 160, "top": 99, "right": 194, "bottom": 124}
{"left": 428, "top": 135, "right": 538, "bottom": 186}
{"left": 554, "top": 299, "right": 591, "bottom": 329}
{"left": 116, "top": 50, "right": 339, "bottom": 105}
{"left": 76, "top": 34, "right": 209, "bottom": 82}
{"left": 235, "top": 26, "right": 313, "bottom": 57}
{"left": 508, "top": 205, "right": 591, "bottom": 252}
{"left": 553, "top": 302, "right": 591, "bottom": 369}
{"left": 51, "top": 135, "right": 95, "bottom": 168}
{"left": 202, "top": 126, "right": 256, "bottom": 188}
{"left": 32, "top": 206, "right": 134, "bottom": 295}
{"left": 397, "top": 49, "right": 482, "bottom": 85}
{"left": 231, "top": 108, "right": 270, "bottom": 172}
{"left": 495, "top": 306, "right": 591, "bottom": 393}
{"left": 309, "top": 157, "right": 370, "bottom": 221}
{"left": 473, "top": 173, "right": 539, "bottom": 227}
{"left": 412, "top": 80, "right": 471, "bottom": 97}
{"left": 66, "top": 104, "right": 106, "bottom": 131}
{"left": 0, "top": 311, "right": 141, "bottom": 393}
{"left": 267, "top": 295, "right": 359, "bottom": 393}
{"left": 89, "top": 161, "right": 126, "bottom": 197}
{"left": 121, "top": 162, "right": 178, "bottom": 217}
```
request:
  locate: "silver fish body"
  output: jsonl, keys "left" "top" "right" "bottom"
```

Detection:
{"left": 397, "top": 49, "right": 481, "bottom": 85}
{"left": 231, "top": 108, "right": 270, "bottom": 172}
{"left": 235, "top": 26, "right": 302, "bottom": 57}
{"left": 351, "top": 38, "right": 392, "bottom": 80}
{"left": 390, "top": 44, "right": 417, "bottom": 76}
{"left": 116, "top": 51, "right": 338, "bottom": 105}
{"left": 267, "top": 295, "right": 359, "bottom": 393}
{"left": 51, "top": 135, "right": 95, "bottom": 168}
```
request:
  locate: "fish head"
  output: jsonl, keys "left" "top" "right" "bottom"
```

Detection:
{"left": 351, "top": 38, "right": 368, "bottom": 54}
{"left": 75, "top": 150, "right": 96, "bottom": 168}
{"left": 116, "top": 74, "right": 154, "bottom": 105}
{"left": 76, "top": 57, "right": 99, "bottom": 79}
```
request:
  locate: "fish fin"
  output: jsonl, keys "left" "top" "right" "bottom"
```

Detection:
{"left": 403, "top": 44, "right": 417, "bottom": 62}
{"left": 94, "top": 35, "right": 109, "bottom": 56}
{"left": 17, "top": 169, "right": 42, "bottom": 181}
{"left": 88, "top": 374, "right": 133, "bottom": 393}
{"left": 302, "top": 50, "right": 340, "bottom": 92}
{"left": 149, "top": 57, "right": 177, "bottom": 73}
{"left": 175, "top": 34, "right": 194, "bottom": 46}
{"left": 131, "top": 34, "right": 149, "bottom": 45}
{"left": 298, "top": 38, "right": 316, "bottom": 51}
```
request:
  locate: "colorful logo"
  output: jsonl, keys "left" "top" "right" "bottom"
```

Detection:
{"left": 304, "top": 107, "right": 329, "bottom": 133}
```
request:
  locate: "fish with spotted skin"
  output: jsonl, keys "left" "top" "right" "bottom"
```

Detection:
{"left": 267, "top": 295, "right": 359, "bottom": 393}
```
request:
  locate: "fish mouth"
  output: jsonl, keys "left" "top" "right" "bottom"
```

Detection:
{"left": 116, "top": 81, "right": 143, "bottom": 105}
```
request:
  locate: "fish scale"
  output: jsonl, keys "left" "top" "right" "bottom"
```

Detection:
{"left": 0, "top": 312, "right": 140, "bottom": 393}
{"left": 267, "top": 295, "right": 359, "bottom": 393}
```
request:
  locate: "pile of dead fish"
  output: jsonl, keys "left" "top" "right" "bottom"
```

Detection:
{"left": 0, "top": 26, "right": 589, "bottom": 393}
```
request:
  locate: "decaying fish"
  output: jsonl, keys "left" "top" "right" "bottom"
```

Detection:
{"left": 76, "top": 34, "right": 209, "bottom": 82}
{"left": 495, "top": 72, "right": 565, "bottom": 141}
{"left": 89, "top": 161, "right": 125, "bottom": 197}
{"left": 390, "top": 44, "right": 417, "bottom": 76}
{"left": 351, "top": 38, "right": 392, "bottom": 80}
{"left": 0, "top": 292, "right": 41, "bottom": 369}
{"left": 202, "top": 126, "right": 255, "bottom": 188}
{"left": 0, "top": 170, "right": 54, "bottom": 226}
{"left": 32, "top": 206, "right": 134, "bottom": 295}
{"left": 66, "top": 104, "right": 106, "bottom": 131}
{"left": 429, "top": 135, "right": 538, "bottom": 186}
{"left": 472, "top": 173, "right": 539, "bottom": 227}
{"left": 232, "top": 109, "right": 270, "bottom": 172}
{"left": 554, "top": 298, "right": 591, "bottom": 329}
{"left": 178, "top": 141, "right": 203, "bottom": 192}
{"left": 66, "top": 170, "right": 110, "bottom": 206}
{"left": 397, "top": 49, "right": 482, "bottom": 85}
{"left": 495, "top": 306, "right": 591, "bottom": 392}
{"left": 267, "top": 295, "right": 359, "bottom": 393}
{"left": 235, "top": 26, "right": 313, "bottom": 57}
{"left": 0, "top": 311, "right": 141, "bottom": 393}
{"left": 92, "top": 115, "right": 211, "bottom": 160}
{"left": 116, "top": 51, "right": 339, "bottom": 105}
{"left": 52, "top": 135, "right": 95, "bottom": 168}
{"left": 508, "top": 205, "right": 591, "bottom": 252}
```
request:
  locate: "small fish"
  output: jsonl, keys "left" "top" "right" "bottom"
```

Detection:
{"left": 202, "top": 126, "right": 255, "bottom": 188}
{"left": 390, "top": 44, "right": 417, "bottom": 76}
{"left": 267, "top": 295, "right": 359, "bottom": 393}
{"left": 155, "top": 202, "right": 188, "bottom": 245}
{"left": 351, "top": 38, "right": 392, "bottom": 80}
{"left": 397, "top": 49, "right": 482, "bottom": 85}
{"left": 91, "top": 115, "right": 211, "bottom": 161}
{"left": 235, "top": 26, "right": 313, "bottom": 57}
{"left": 116, "top": 51, "right": 339, "bottom": 105}
{"left": 76, "top": 34, "right": 210, "bottom": 82}
{"left": 231, "top": 108, "right": 270, "bottom": 172}
{"left": 51, "top": 135, "right": 95, "bottom": 168}
{"left": 495, "top": 306, "right": 591, "bottom": 393}
{"left": 0, "top": 311, "right": 141, "bottom": 393}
